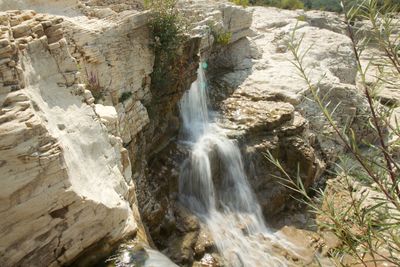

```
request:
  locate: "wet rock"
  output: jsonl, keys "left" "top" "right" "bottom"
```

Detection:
{"left": 221, "top": 97, "right": 295, "bottom": 133}
{"left": 215, "top": 89, "right": 324, "bottom": 216}
{"left": 168, "top": 231, "right": 199, "bottom": 264}
{"left": 175, "top": 204, "right": 200, "bottom": 232}
{"left": 193, "top": 253, "right": 222, "bottom": 267}
{"left": 194, "top": 229, "right": 214, "bottom": 256}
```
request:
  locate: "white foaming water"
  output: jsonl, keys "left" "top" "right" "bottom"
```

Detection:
{"left": 179, "top": 66, "right": 295, "bottom": 267}
{"left": 144, "top": 249, "right": 179, "bottom": 267}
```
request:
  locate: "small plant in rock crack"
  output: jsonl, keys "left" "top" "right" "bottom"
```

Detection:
{"left": 296, "top": 14, "right": 307, "bottom": 21}
{"left": 266, "top": 0, "right": 400, "bottom": 266}
{"left": 84, "top": 68, "right": 105, "bottom": 103}
{"left": 119, "top": 91, "right": 133, "bottom": 103}
{"left": 215, "top": 31, "right": 233, "bottom": 46}
{"left": 207, "top": 22, "right": 233, "bottom": 46}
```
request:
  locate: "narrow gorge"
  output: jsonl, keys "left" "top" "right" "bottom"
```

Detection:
{"left": 1, "top": 0, "right": 399, "bottom": 266}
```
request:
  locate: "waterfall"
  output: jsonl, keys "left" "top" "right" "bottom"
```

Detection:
{"left": 178, "top": 65, "right": 292, "bottom": 267}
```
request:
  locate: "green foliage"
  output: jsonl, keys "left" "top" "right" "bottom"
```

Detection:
{"left": 251, "top": 0, "right": 343, "bottom": 12}
{"left": 345, "top": 0, "right": 400, "bottom": 20}
{"left": 296, "top": 14, "right": 307, "bottom": 21}
{"left": 302, "top": 0, "right": 342, "bottom": 11}
{"left": 251, "top": 0, "right": 304, "bottom": 10}
{"left": 230, "top": 0, "right": 250, "bottom": 7}
{"left": 215, "top": 31, "right": 233, "bottom": 46}
{"left": 303, "top": 0, "right": 400, "bottom": 13}
{"left": 145, "top": 0, "right": 186, "bottom": 54}
{"left": 281, "top": 0, "right": 305, "bottom": 9}
{"left": 144, "top": 0, "right": 187, "bottom": 89}
{"left": 119, "top": 91, "right": 132, "bottom": 103}
{"left": 208, "top": 23, "right": 233, "bottom": 46}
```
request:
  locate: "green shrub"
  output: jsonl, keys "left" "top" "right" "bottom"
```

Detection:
{"left": 230, "top": 0, "right": 250, "bottom": 7}
{"left": 207, "top": 23, "right": 233, "bottom": 46}
{"left": 296, "top": 14, "right": 307, "bottom": 21}
{"left": 144, "top": 0, "right": 187, "bottom": 89}
{"left": 145, "top": 0, "right": 186, "bottom": 54}
{"left": 280, "top": 0, "right": 304, "bottom": 9}
{"left": 251, "top": 0, "right": 304, "bottom": 9}
{"left": 301, "top": 0, "right": 342, "bottom": 12}
{"left": 215, "top": 31, "right": 232, "bottom": 46}
{"left": 119, "top": 91, "right": 132, "bottom": 103}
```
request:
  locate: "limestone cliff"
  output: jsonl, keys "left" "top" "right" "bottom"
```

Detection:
{"left": 0, "top": 9, "right": 137, "bottom": 266}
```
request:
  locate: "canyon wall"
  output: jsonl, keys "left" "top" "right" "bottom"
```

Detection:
{"left": 0, "top": 8, "right": 138, "bottom": 266}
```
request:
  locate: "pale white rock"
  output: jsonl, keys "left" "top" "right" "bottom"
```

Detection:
{"left": 179, "top": 0, "right": 253, "bottom": 50}
{"left": 359, "top": 46, "right": 400, "bottom": 106}
{"left": 303, "top": 10, "right": 347, "bottom": 34}
{"left": 0, "top": 9, "right": 140, "bottom": 267}
{"left": 84, "top": 89, "right": 94, "bottom": 100}
{"left": 220, "top": 3, "right": 253, "bottom": 42}
{"left": 61, "top": 10, "right": 153, "bottom": 147}
{"left": 95, "top": 103, "right": 118, "bottom": 133}
{"left": 210, "top": 6, "right": 366, "bottom": 163}
{"left": 95, "top": 103, "right": 118, "bottom": 122}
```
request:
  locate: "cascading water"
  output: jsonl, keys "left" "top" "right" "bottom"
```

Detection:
{"left": 179, "top": 65, "right": 296, "bottom": 267}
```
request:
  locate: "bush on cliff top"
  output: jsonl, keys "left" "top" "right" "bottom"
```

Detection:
{"left": 144, "top": 0, "right": 188, "bottom": 90}
{"left": 229, "top": 0, "right": 250, "bottom": 7}
{"left": 144, "top": 0, "right": 186, "bottom": 54}
{"left": 251, "top": 0, "right": 304, "bottom": 10}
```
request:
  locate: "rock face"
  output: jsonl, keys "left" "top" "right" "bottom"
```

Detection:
{"left": 0, "top": 0, "right": 202, "bottom": 265}
{"left": 202, "top": 6, "right": 370, "bottom": 217}
{"left": 0, "top": 8, "right": 139, "bottom": 266}
{"left": 218, "top": 92, "right": 324, "bottom": 216}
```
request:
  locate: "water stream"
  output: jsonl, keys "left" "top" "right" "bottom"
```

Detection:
{"left": 179, "top": 65, "right": 292, "bottom": 267}
{"left": 106, "top": 64, "right": 303, "bottom": 267}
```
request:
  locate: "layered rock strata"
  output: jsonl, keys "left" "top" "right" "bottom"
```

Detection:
{"left": 0, "top": 9, "right": 138, "bottom": 266}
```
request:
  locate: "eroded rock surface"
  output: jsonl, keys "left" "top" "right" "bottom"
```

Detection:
{"left": 204, "top": 7, "right": 370, "bottom": 218}
{"left": 0, "top": 9, "right": 139, "bottom": 266}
